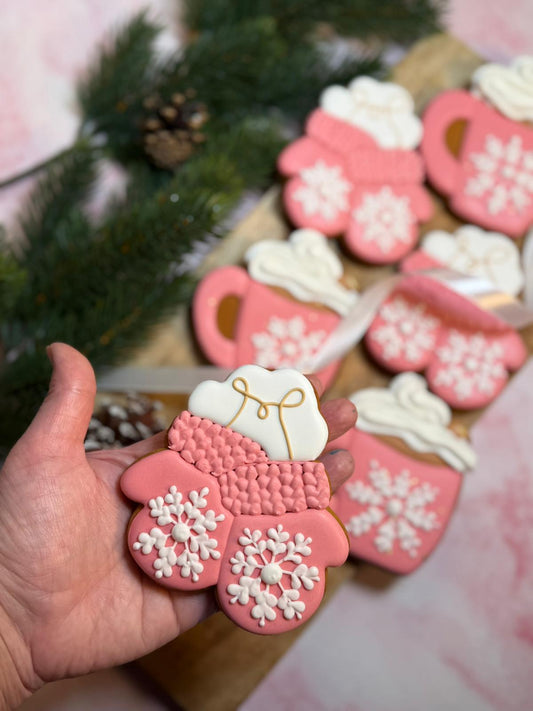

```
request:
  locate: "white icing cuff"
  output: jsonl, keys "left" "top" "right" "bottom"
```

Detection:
{"left": 320, "top": 76, "right": 423, "bottom": 150}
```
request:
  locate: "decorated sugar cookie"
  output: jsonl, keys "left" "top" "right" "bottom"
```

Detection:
{"left": 330, "top": 374, "right": 476, "bottom": 574}
{"left": 364, "top": 273, "right": 527, "bottom": 409}
{"left": 402, "top": 224, "right": 525, "bottom": 296}
{"left": 278, "top": 76, "right": 433, "bottom": 264}
{"left": 422, "top": 56, "right": 533, "bottom": 237}
{"left": 121, "top": 365, "right": 348, "bottom": 634}
{"left": 193, "top": 229, "right": 358, "bottom": 388}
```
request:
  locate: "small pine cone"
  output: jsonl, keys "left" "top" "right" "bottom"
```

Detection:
{"left": 85, "top": 392, "right": 165, "bottom": 451}
{"left": 142, "top": 90, "right": 208, "bottom": 170}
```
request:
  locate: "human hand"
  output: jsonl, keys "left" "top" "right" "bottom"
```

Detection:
{"left": 0, "top": 344, "right": 356, "bottom": 708}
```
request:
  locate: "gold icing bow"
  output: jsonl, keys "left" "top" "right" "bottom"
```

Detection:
{"left": 226, "top": 377, "right": 306, "bottom": 460}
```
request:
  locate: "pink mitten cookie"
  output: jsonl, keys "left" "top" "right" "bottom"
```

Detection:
{"left": 193, "top": 229, "right": 358, "bottom": 388}
{"left": 278, "top": 76, "right": 433, "bottom": 264}
{"left": 401, "top": 224, "right": 525, "bottom": 297}
{"left": 121, "top": 365, "right": 349, "bottom": 634}
{"left": 365, "top": 273, "right": 527, "bottom": 409}
{"left": 330, "top": 374, "right": 477, "bottom": 574}
{"left": 422, "top": 57, "right": 533, "bottom": 237}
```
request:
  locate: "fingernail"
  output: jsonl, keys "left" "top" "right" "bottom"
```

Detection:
{"left": 46, "top": 344, "right": 54, "bottom": 365}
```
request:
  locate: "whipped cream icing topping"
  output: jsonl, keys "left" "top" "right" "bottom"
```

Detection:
{"left": 421, "top": 225, "right": 524, "bottom": 297}
{"left": 472, "top": 56, "right": 533, "bottom": 121}
{"left": 350, "top": 373, "right": 477, "bottom": 472}
{"left": 319, "top": 76, "right": 423, "bottom": 150}
{"left": 245, "top": 229, "right": 358, "bottom": 316}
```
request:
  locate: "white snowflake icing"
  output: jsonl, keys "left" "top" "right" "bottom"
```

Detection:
{"left": 227, "top": 525, "right": 319, "bottom": 628}
{"left": 465, "top": 134, "right": 533, "bottom": 215}
{"left": 133, "top": 486, "right": 225, "bottom": 582}
{"left": 346, "top": 460, "right": 440, "bottom": 557}
{"left": 251, "top": 316, "right": 327, "bottom": 371}
{"left": 370, "top": 296, "right": 440, "bottom": 362}
{"left": 352, "top": 186, "right": 415, "bottom": 253}
{"left": 434, "top": 330, "right": 506, "bottom": 400}
{"left": 293, "top": 160, "right": 351, "bottom": 220}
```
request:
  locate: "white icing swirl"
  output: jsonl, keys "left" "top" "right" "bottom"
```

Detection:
{"left": 320, "top": 76, "right": 422, "bottom": 150}
{"left": 472, "top": 56, "right": 533, "bottom": 121}
{"left": 245, "top": 229, "right": 358, "bottom": 316}
{"left": 351, "top": 373, "right": 477, "bottom": 472}
{"left": 422, "top": 225, "right": 524, "bottom": 297}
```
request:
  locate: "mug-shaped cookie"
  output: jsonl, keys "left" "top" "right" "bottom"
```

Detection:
{"left": 422, "top": 90, "right": 533, "bottom": 237}
{"left": 330, "top": 374, "right": 476, "bottom": 574}
{"left": 121, "top": 366, "right": 349, "bottom": 634}
{"left": 193, "top": 266, "right": 340, "bottom": 387}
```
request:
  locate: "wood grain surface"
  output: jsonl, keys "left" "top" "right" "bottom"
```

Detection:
{"left": 128, "top": 34, "right": 533, "bottom": 709}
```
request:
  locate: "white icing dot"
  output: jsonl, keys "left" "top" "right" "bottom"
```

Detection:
{"left": 260, "top": 562, "right": 283, "bottom": 585}
{"left": 464, "top": 356, "right": 478, "bottom": 372}
{"left": 386, "top": 498, "right": 404, "bottom": 517}
{"left": 172, "top": 522, "right": 191, "bottom": 543}
{"left": 399, "top": 321, "right": 415, "bottom": 336}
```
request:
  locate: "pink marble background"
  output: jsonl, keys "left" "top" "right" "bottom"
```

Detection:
{"left": 241, "top": 357, "right": 533, "bottom": 711}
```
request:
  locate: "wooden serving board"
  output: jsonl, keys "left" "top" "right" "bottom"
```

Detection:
{"left": 128, "top": 34, "right": 533, "bottom": 710}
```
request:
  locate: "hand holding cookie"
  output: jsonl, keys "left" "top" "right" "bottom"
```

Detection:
{"left": 0, "top": 344, "right": 356, "bottom": 704}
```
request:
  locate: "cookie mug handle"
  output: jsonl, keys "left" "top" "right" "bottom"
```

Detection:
{"left": 192, "top": 266, "right": 250, "bottom": 368}
{"left": 421, "top": 90, "right": 479, "bottom": 196}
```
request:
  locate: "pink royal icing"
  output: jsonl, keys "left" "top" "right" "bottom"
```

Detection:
{"left": 330, "top": 429, "right": 462, "bottom": 574}
{"left": 278, "top": 109, "right": 433, "bottom": 264}
{"left": 365, "top": 274, "right": 526, "bottom": 409}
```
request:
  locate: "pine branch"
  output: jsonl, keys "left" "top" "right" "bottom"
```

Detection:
{"left": 17, "top": 141, "right": 98, "bottom": 267}
{"left": 186, "top": 0, "right": 445, "bottom": 43}
{"left": 78, "top": 12, "right": 160, "bottom": 157}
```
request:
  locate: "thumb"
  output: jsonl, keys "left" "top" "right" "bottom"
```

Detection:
{"left": 25, "top": 343, "right": 96, "bottom": 452}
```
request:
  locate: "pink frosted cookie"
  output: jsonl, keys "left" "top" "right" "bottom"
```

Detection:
{"left": 365, "top": 273, "right": 526, "bottom": 409}
{"left": 330, "top": 374, "right": 476, "bottom": 574}
{"left": 278, "top": 76, "right": 433, "bottom": 264}
{"left": 192, "top": 229, "right": 358, "bottom": 388}
{"left": 121, "top": 365, "right": 349, "bottom": 634}
{"left": 422, "top": 57, "right": 533, "bottom": 237}
{"left": 401, "top": 224, "right": 525, "bottom": 297}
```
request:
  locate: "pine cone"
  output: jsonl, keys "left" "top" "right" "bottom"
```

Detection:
{"left": 142, "top": 89, "right": 208, "bottom": 170}
{"left": 85, "top": 392, "right": 166, "bottom": 451}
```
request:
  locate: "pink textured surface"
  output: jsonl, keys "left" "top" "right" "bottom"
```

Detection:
{"left": 168, "top": 410, "right": 268, "bottom": 474}
{"left": 193, "top": 266, "right": 342, "bottom": 388}
{"left": 241, "top": 357, "right": 533, "bottom": 709}
{"left": 330, "top": 429, "right": 463, "bottom": 574}
{"left": 278, "top": 109, "right": 432, "bottom": 264}
{"left": 422, "top": 90, "right": 533, "bottom": 237}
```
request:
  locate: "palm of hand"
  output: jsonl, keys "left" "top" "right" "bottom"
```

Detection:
{"left": 0, "top": 344, "right": 355, "bottom": 698}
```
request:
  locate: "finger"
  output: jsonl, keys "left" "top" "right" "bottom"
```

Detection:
{"left": 321, "top": 398, "right": 357, "bottom": 442}
{"left": 319, "top": 449, "right": 354, "bottom": 493}
{"left": 305, "top": 373, "right": 324, "bottom": 398}
{"left": 24, "top": 343, "right": 96, "bottom": 452}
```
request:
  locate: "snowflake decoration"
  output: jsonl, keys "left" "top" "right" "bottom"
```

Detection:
{"left": 345, "top": 460, "right": 440, "bottom": 557}
{"left": 370, "top": 296, "right": 440, "bottom": 362}
{"left": 434, "top": 331, "right": 506, "bottom": 400}
{"left": 465, "top": 134, "right": 533, "bottom": 215}
{"left": 251, "top": 316, "right": 327, "bottom": 371}
{"left": 293, "top": 160, "right": 351, "bottom": 220}
{"left": 352, "top": 186, "right": 414, "bottom": 253}
{"left": 227, "top": 525, "right": 319, "bottom": 627}
{"left": 133, "top": 486, "right": 225, "bottom": 582}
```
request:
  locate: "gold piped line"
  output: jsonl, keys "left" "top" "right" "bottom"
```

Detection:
{"left": 226, "top": 377, "right": 305, "bottom": 459}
